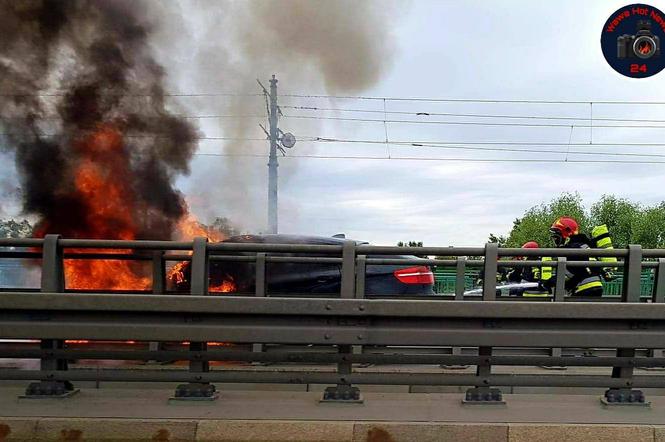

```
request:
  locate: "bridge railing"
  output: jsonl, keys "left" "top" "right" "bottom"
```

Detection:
{"left": 0, "top": 235, "right": 663, "bottom": 405}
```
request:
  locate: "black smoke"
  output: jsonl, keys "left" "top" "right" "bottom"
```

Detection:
{"left": 0, "top": 0, "right": 197, "bottom": 240}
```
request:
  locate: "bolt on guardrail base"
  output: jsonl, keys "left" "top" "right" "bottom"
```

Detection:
{"left": 170, "top": 382, "right": 218, "bottom": 402}
{"left": 463, "top": 387, "right": 505, "bottom": 405}
{"left": 320, "top": 385, "right": 363, "bottom": 404}
{"left": 21, "top": 381, "right": 78, "bottom": 399}
{"left": 601, "top": 388, "right": 650, "bottom": 407}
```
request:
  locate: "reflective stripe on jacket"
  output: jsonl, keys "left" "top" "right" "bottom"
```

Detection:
{"left": 592, "top": 224, "right": 618, "bottom": 268}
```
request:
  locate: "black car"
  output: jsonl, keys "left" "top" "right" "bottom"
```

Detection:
{"left": 169, "top": 234, "right": 435, "bottom": 296}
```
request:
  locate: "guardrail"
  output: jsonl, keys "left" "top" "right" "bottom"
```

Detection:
{"left": 0, "top": 235, "right": 664, "bottom": 405}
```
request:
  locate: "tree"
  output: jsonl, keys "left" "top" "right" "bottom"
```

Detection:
{"left": 631, "top": 203, "right": 665, "bottom": 248}
{"left": 590, "top": 195, "right": 639, "bottom": 248}
{"left": 505, "top": 193, "right": 587, "bottom": 248}
{"left": 0, "top": 219, "right": 33, "bottom": 238}
{"left": 498, "top": 193, "right": 665, "bottom": 249}
{"left": 487, "top": 233, "right": 507, "bottom": 247}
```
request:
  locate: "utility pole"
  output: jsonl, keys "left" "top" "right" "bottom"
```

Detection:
{"left": 267, "top": 75, "right": 279, "bottom": 234}
{"left": 258, "top": 75, "right": 295, "bottom": 235}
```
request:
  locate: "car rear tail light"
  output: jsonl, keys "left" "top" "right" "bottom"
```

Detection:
{"left": 393, "top": 266, "right": 434, "bottom": 284}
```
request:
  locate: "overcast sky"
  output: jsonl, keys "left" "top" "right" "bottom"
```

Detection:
{"left": 4, "top": 0, "right": 665, "bottom": 246}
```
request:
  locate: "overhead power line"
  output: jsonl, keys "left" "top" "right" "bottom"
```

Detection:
{"left": 280, "top": 105, "right": 665, "bottom": 124}
{"left": 281, "top": 114, "right": 665, "bottom": 129}
{"left": 280, "top": 94, "right": 665, "bottom": 105}
{"left": 190, "top": 151, "right": 665, "bottom": 165}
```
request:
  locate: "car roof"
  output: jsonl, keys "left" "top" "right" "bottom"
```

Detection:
{"left": 223, "top": 234, "right": 368, "bottom": 246}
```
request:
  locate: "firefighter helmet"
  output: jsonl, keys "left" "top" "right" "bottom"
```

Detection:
{"left": 522, "top": 241, "right": 539, "bottom": 249}
{"left": 550, "top": 216, "right": 579, "bottom": 246}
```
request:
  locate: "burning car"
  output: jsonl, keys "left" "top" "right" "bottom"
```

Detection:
{"left": 169, "top": 234, "right": 435, "bottom": 296}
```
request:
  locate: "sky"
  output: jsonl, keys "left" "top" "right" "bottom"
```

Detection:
{"left": 4, "top": 0, "right": 665, "bottom": 246}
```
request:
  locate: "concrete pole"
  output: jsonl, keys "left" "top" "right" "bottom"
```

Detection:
{"left": 268, "top": 75, "right": 278, "bottom": 234}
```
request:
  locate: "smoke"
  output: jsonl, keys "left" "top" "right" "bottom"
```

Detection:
{"left": 0, "top": 0, "right": 197, "bottom": 240}
{"left": 0, "top": 0, "right": 401, "bottom": 237}
{"left": 151, "top": 0, "right": 401, "bottom": 231}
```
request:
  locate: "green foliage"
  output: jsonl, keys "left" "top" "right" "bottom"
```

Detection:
{"left": 0, "top": 219, "right": 33, "bottom": 238}
{"left": 487, "top": 233, "right": 507, "bottom": 247}
{"left": 589, "top": 195, "right": 639, "bottom": 248}
{"left": 631, "top": 203, "right": 665, "bottom": 248}
{"left": 500, "top": 193, "right": 665, "bottom": 249}
{"left": 506, "top": 193, "right": 587, "bottom": 248}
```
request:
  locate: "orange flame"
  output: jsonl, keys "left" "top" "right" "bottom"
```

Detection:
{"left": 209, "top": 278, "right": 236, "bottom": 294}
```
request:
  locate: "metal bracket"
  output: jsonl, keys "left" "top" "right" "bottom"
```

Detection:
{"left": 601, "top": 388, "right": 650, "bottom": 407}
{"left": 170, "top": 383, "right": 218, "bottom": 402}
{"left": 320, "top": 385, "right": 363, "bottom": 404}
{"left": 22, "top": 381, "right": 78, "bottom": 399}
{"left": 463, "top": 387, "right": 505, "bottom": 405}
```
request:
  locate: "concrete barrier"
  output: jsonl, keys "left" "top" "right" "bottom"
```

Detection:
{"left": 2, "top": 419, "right": 665, "bottom": 441}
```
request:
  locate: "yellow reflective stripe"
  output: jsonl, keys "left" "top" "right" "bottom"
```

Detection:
{"left": 575, "top": 280, "right": 603, "bottom": 293}
{"left": 597, "top": 237, "right": 612, "bottom": 247}
{"left": 592, "top": 225, "right": 609, "bottom": 237}
{"left": 523, "top": 292, "right": 550, "bottom": 297}
{"left": 600, "top": 256, "right": 618, "bottom": 263}
{"left": 541, "top": 257, "right": 553, "bottom": 280}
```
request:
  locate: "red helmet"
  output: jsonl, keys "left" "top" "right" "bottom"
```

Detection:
{"left": 521, "top": 241, "right": 539, "bottom": 249}
{"left": 550, "top": 216, "right": 579, "bottom": 246}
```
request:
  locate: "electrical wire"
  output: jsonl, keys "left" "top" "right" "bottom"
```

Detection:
{"left": 281, "top": 114, "right": 665, "bottom": 129}
{"left": 280, "top": 105, "right": 665, "bottom": 124}
{"left": 189, "top": 151, "right": 665, "bottom": 164}
{"left": 280, "top": 94, "right": 665, "bottom": 105}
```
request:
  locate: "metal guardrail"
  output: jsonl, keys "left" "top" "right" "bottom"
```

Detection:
{"left": 0, "top": 235, "right": 664, "bottom": 405}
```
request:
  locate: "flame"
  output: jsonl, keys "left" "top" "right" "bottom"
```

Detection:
{"left": 210, "top": 278, "right": 236, "bottom": 294}
{"left": 639, "top": 41, "right": 652, "bottom": 55}
{"left": 175, "top": 214, "right": 226, "bottom": 243}
{"left": 30, "top": 124, "right": 228, "bottom": 292}
{"left": 167, "top": 216, "right": 228, "bottom": 289}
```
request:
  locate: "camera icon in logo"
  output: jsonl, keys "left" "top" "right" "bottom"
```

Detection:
{"left": 617, "top": 20, "right": 660, "bottom": 59}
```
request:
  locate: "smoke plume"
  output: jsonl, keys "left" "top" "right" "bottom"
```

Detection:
{"left": 151, "top": 0, "right": 400, "bottom": 231}
{"left": 0, "top": 0, "right": 197, "bottom": 240}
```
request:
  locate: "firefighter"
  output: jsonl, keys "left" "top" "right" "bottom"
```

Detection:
{"left": 548, "top": 216, "right": 603, "bottom": 297}
{"left": 507, "top": 241, "right": 552, "bottom": 297}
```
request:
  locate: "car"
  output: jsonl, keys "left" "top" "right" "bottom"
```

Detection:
{"left": 169, "top": 234, "right": 435, "bottom": 296}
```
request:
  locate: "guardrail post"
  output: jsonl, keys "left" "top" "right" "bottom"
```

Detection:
{"left": 340, "top": 240, "right": 356, "bottom": 299}
{"left": 455, "top": 257, "right": 466, "bottom": 301}
{"left": 451, "top": 257, "right": 466, "bottom": 362}
{"left": 548, "top": 258, "right": 565, "bottom": 363}
{"left": 464, "top": 346, "right": 503, "bottom": 404}
{"left": 172, "top": 237, "right": 217, "bottom": 401}
{"left": 654, "top": 258, "right": 665, "bottom": 304}
{"left": 24, "top": 234, "right": 78, "bottom": 398}
{"left": 603, "top": 245, "right": 647, "bottom": 406}
{"left": 322, "top": 345, "right": 362, "bottom": 403}
{"left": 554, "top": 257, "right": 567, "bottom": 302}
{"left": 650, "top": 259, "right": 665, "bottom": 360}
{"left": 482, "top": 243, "right": 497, "bottom": 301}
{"left": 149, "top": 251, "right": 165, "bottom": 360}
{"left": 464, "top": 244, "right": 502, "bottom": 404}
{"left": 355, "top": 255, "right": 366, "bottom": 299}
{"left": 322, "top": 241, "right": 362, "bottom": 403}
{"left": 252, "top": 253, "right": 267, "bottom": 354}
{"left": 622, "top": 245, "right": 642, "bottom": 303}
{"left": 352, "top": 255, "right": 366, "bottom": 356}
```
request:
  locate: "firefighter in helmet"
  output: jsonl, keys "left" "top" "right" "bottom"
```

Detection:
{"left": 507, "top": 241, "right": 553, "bottom": 297}
{"left": 548, "top": 216, "right": 603, "bottom": 297}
